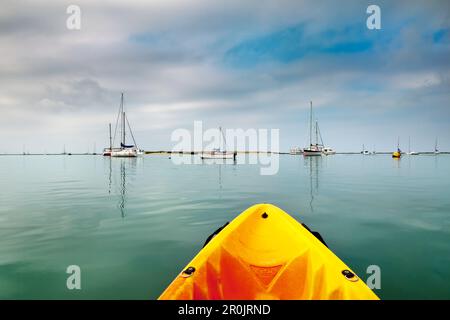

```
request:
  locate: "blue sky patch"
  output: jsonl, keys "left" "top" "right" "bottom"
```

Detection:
{"left": 224, "top": 24, "right": 375, "bottom": 67}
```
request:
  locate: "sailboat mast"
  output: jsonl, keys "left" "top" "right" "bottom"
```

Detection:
{"left": 435, "top": 137, "right": 438, "bottom": 152}
{"left": 222, "top": 127, "right": 227, "bottom": 152}
{"left": 121, "top": 93, "right": 125, "bottom": 146}
{"left": 315, "top": 121, "right": 318, "bottom": 146}
{"left": 123, "top": 111, "right": 126, "bottom": 146}
{"left": 408, "top": 136, "right": 411, "bottom": 154}
{"left": 219, "top": 126, "right": 222, "bottom": 151}
{"left": 309, "top": 101, "right": 313, "bottom": 147}
{"left": 109, "top": 123, "right": 112, "bottom": 150}
{"left": 317, "top": 122, "right": 324, "bottom": 146}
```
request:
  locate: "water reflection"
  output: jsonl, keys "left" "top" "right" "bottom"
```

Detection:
{"left": 119, "top": 160, "right": 126, "bottom": 217}
{"left": 393, "top": 157, "right": 401, "bottom": 169}
{"left": 106, "top": 157, "right": 138, "bottom": 217}
{"left": 218, "top": 164, "right": 222, "bottom": 192}
{"left": 304, "top": 156, "right": 321, "bottom": 213}
{"left": 199, "top": 156, "right": 237, "bottom": 194}
{"left": 108, "top": 157, "right": 112, "bottom": 194}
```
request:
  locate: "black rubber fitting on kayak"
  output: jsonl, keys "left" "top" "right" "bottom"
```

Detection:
{"left": 262, "top": 212, "right": 268, "bottom": 219}
{"left": 203, "top": 222, "right": 229, "bottom": 248}
{"left": 182, "top": 267, "right": 196, "bottom": 277}
{"left": 302, "top": 223, "right": 328, "bottom": 248}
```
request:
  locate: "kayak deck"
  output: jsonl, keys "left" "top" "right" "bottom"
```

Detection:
{"left": 159, "top": 204, "right": 379, "bottom": 300}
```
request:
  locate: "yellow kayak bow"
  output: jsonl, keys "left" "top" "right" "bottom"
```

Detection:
{"left": 159, "top": 204, "right": 379, "bottom": 300}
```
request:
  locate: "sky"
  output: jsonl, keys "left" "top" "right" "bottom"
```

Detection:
{"left": 0, "top": 0, "right": 449, "bottom": 153}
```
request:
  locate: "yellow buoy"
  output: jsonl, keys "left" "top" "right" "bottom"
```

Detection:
{"left": 392, "top": 151, "right": 401, "bottom": 158}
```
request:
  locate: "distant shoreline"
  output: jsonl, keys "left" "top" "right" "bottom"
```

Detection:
{"left": 1, "top": 151, "right": 448, "bottom": 156}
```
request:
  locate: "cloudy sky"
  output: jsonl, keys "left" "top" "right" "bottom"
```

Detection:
{"left": 1, "top": 0, "right": 449, "bottom": 153}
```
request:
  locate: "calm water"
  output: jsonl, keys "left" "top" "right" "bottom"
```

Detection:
{"left": 0, "top": 154, "right": 449, "bottom": 299}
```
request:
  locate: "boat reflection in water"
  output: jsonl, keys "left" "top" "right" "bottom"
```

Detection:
{"left": 304, "top": 155, "right": 321, "bottom": 213}
{"left": 106, "top": 157, "right": 139, "bottom": 217}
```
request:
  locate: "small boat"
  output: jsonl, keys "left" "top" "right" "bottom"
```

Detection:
{"left": 289, "top": 147, "right": 303, "bottom": 155}
{"left": 159, "top": 204, "right": 379, "bottom": 300}
{"left": 392, "top": 137, "right": 402, "bottom": 158}
{"left": 200, "top": 127, "right": 235, "bottom": 160}
{"left": 106, "top": 93, "right": 141, "bottom": 158}
{"left": 361, "top": 144, "right": 371, "bottom": 155}
{"left": 406, "top": 137, "right": 419, "bottom": 155}
{"left": 434, "top": 138, "right": 440, "bottom": 155}
{"left": 392, "top": 151, "right": 401, "bottom": 158}
{"left": 303, "top": 101, "right": 323, "bottom": 157}
{"left": 322, "top": 147, "right": 336, "bottom": 155}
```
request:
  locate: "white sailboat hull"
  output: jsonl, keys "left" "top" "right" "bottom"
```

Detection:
{"left": 111, "top": 148, "right": 138, "bottom": 157}
{"left": 303, "top": 150, "right": 322, "bottom": 156}
{"left": 303, "top": 145, "right": 323, "bottom": 156}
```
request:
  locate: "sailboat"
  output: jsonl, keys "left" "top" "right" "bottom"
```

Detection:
{"left": 303, "top": 101, "right": 323, "bottom": 156}
{"left": 434, "top": 138, "right": 440, "bottom": 155}
{"left": 200, "top": 127, "right": 235, "bottom": 160}
{"left": 407, "top": 137, "right": 419, "bottom": 155}
{"left": 392, "top": 137, "right": 402, "bottom": 158}
{"left": 322, "top": 147, "right": 336, "bottom": 155}
{"left": 361, "top": 144, "right": 371, "bottom": 155}
{"left": 105, "top": 93, "right": 143, "bottom": 158}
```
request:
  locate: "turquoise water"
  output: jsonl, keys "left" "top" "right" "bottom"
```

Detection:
{"left": 0, "top": 154, "right": 449, "bottom": 299}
